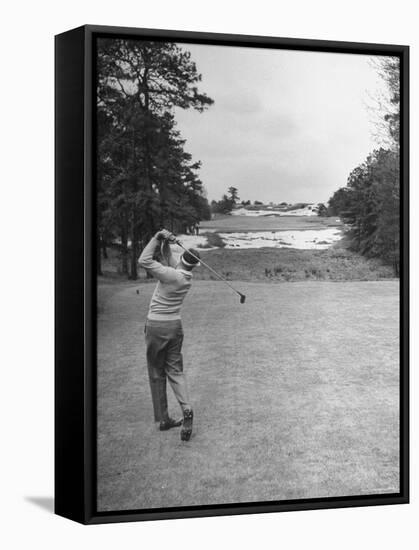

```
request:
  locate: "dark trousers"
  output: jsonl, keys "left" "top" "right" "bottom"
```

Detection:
{"left": 145, "top": 319, "right": 191, "bottom": 421}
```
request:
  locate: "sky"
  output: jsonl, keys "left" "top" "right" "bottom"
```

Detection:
{"left": 173, "top": 44, "right": 390, "bottom": 204}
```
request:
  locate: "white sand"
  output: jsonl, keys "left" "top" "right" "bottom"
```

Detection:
{"left": 232, "top": 204, "right": 321, "bottom": 217}
{"left": 174, "top": 228, "right": 343, "bottom": 251}
{"left": 220, "top": 229, "right": 342, "bottom": 249}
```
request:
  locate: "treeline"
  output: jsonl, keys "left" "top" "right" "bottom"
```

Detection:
{"left": 210, "top": 187, "right": 268, "bottom": 213}
{"left": 326, "top": 58, "right": 400, "bottom": 274}
{"left": 97, "top": 39, "right": 213, "bottom": 279}
{"left": 328, "top": 149, "right": 399, "bottom": 273}
{"left": 211, "top": 187, "right": 240, "bottom": 214}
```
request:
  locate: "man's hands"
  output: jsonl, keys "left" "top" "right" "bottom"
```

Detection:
{"left": 155, "top": 229, "right": 177, "bottom": 243}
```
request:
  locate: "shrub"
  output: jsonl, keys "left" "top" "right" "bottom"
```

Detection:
{"left": 202, "top": 232, "right": 226, "bottom": 248}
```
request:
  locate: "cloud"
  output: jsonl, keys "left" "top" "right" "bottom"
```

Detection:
{"left": 216, "top": 92, "right": 263, "bottom": 115}
{"left": 174, "top": 44, "right": 387, "bottom": 203}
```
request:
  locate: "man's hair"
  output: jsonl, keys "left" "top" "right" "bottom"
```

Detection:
{"left": 181, "top": 248, "right": 201, "bottom": 268}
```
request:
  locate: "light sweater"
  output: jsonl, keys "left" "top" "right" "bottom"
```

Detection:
{"left": 138, "top": 237, "right": 193, "bottom": 321}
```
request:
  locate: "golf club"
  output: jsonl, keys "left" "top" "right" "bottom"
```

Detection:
{"left": 174, "top": 238, "right": 246, "bottom": 304}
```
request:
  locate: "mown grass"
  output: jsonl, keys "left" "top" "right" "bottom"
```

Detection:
{"left": 200, "top": 214, "right": 343, "bottom": 232}
{"left": 97, "top": 279, "right": 400, "bottom": 510}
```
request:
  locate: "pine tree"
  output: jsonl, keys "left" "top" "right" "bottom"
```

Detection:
{"left": 97, "top": 39, "right": 213, "bottom": 278}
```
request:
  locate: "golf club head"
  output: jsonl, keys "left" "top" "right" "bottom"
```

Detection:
{"left": 239, "top": 294, "right": 246, "bottom": 304}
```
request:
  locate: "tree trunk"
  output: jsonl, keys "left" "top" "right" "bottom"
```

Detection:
{"left": 130, "top": 245, "right": 138, "bottom": 280}
{"left": 97, "top": 233, "right": 103, "bottom": 276}
{"left": 121, "top": 214, "right": 129, "bottom": 276}
{"left": 129, "top": 210, "right": 139, "bottom": 280}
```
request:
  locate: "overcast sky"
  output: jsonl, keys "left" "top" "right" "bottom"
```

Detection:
{"left": 174, "top": 44, "right": 389, "bottom": 204}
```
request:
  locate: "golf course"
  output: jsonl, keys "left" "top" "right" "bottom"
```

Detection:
{"left": 97, "top": 218, "right": 400, "bottom": 511}
{"left": 93, "top": 38, "right": 403, "bottom": 514}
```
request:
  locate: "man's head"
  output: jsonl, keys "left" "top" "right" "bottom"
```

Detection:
{"left": 178, "top": 248, "right": 201, "bottom": 271}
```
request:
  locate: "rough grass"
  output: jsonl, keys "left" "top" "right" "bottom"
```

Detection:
{"left": 97, "top": 279, "right": 399, "bottom": 511}
{"left": 101, "top": 240, "right": 395, "bottom": 282}
{"left": 194, "top": 241, "right": 395, "bottom": 282}
{"left": 100, "top": 216, "right": 395, "bottom": 282}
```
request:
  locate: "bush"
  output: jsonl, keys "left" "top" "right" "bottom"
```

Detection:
{"left": 199, "top": 232, "right": 226, "bottom": 248}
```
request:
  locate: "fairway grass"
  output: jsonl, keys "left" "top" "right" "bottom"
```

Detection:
{"left": 200, "top": 214, "right": 342, "bottom": 232}
{"left": 97, "top": 279, "right": 399, "bottom": 511}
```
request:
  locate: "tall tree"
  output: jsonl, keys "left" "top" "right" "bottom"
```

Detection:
{"left": 327, "top": 56, "right": 400, "bottom": 274}
{"left": 228, "top": 186, "right": 240, "bottom": 204}
{"left": 97, "top": 39, "right": 213, "bottom": 279}
{"left": 328, "top": 149, "right": 399, "bottom": 272}
{"left": 368, "top": 57, "right": 400, "bottom": 149}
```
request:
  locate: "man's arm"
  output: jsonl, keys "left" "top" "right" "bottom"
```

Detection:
{"left": 160, "top": 239, "right": 177, "bottom": 268}
{"left": 138, "top": 232, "right": 179, "bottom": 283}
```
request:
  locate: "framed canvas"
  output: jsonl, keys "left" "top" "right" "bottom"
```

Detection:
{"left": 55, "top": 25, "right": 409, "bottom": 524}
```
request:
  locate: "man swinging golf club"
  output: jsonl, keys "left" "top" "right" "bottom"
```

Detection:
{"left": 138, "top": 229, "right": 200, "bottom": 441}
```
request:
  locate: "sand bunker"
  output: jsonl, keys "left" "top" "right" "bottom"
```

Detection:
{"left": 175, "top": 228, "right": 343, "bottom": 251}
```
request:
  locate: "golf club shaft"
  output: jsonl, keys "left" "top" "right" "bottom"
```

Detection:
{"left": 175, "top": 240, "right": 243, "bottom": 298}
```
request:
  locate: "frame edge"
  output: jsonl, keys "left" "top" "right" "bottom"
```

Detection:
{"left": 55, "top": 25, "right": 89, "bottom": 525}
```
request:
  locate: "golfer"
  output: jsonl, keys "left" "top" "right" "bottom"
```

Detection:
{"left": 138, "top": 229, "right": 201, "bottom": 441}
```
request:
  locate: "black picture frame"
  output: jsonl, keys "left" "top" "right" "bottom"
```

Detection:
{"left": 55, "top": 24, "right": 409, "bottom": 524}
